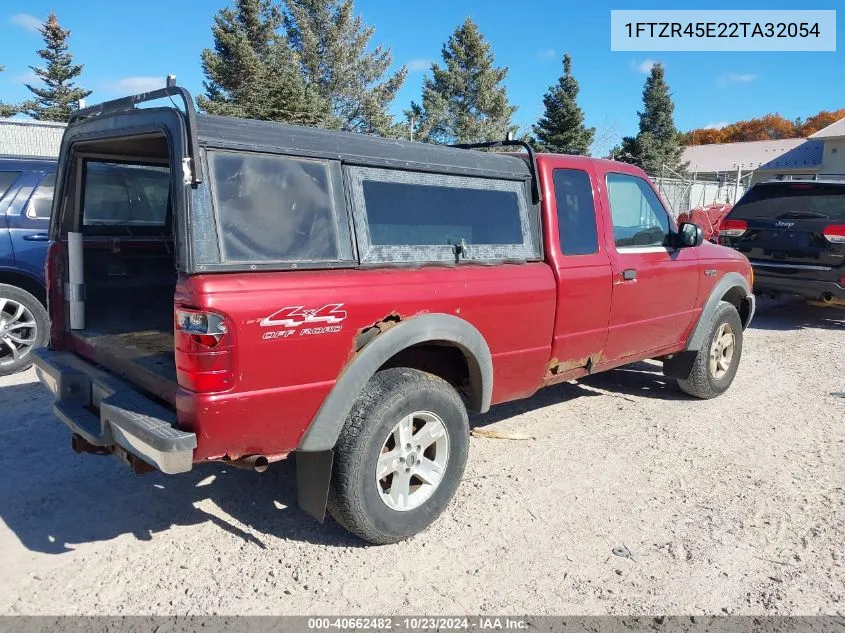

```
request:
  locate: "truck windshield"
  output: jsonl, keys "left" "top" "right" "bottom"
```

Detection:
{"left": 81, "top": 160, "right": 170, "bottom": 231}
{"left": 730, "top": 182, "right": 845, "bottom": 221}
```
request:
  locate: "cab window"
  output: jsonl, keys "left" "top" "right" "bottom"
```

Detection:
{"left": 553, "top": 168, "right": 598, "bottom": 255}
{"left": 606, "top": 173, "right": 670, "bottom": 248}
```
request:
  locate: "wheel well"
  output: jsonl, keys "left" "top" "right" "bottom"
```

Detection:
{"left": 721, "top": 286, "right": 751, "bottom": 328}
{"left": 379, "top": 341, "right": 476, "bottom": 410}
{"left": 0, "top": 271, "right": 46, "bottom": 306}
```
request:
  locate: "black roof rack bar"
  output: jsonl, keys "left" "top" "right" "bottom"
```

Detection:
{"left": 450, "top": 139, "right": 542, "bottom": 204}
{"left": 68, "top": 85, "right": 202, "bottom": 185}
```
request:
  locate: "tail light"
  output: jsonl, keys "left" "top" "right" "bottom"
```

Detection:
{"left": 822, "top": 224, "right": 845, "bottom": 244}
{"left": 174, "top": 308, "right": 233, "bottom": 393}
{"left": 719, "top": 219, "right": 748, "bottom": 237}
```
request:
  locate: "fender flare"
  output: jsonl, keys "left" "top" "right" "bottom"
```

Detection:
{"left": 685, "top": 271, "right": 755, "bottom": 352}
{"left": 297, "top": 313, "right": 493, "bottom": 452}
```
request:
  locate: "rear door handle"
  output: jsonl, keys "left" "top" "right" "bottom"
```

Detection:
{"left": 622, "top": 269, "right": 637, "bottom": 281}
{"left": 23, "top": 233, "right": 49, "bottom": 241}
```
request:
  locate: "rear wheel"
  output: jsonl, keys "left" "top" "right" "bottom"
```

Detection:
{"left": 327, "top": 368, "right": 469, "bottom": 544}
{"left": 0, "top": 284, "right": 48, "bottom": 377}
{"left": 677, "top": 301, "right": 743, "bottom": 399}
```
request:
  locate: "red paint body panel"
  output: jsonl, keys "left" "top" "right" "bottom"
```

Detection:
{"left": 174, "top": 263, "right": 556, "bottom": 459}
{"left": 536, "top": 156, "right": 613, "bottom": 380}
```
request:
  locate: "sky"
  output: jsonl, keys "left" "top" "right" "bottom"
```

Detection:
{"left": 0, "top": 0, "right": 842, "bottom": 156}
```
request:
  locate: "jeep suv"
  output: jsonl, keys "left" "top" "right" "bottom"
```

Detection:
{"left": 32, "top": 87, "right": 755, "bottom": 543}
{"left": 719, "top": 177, "right": 845, "bottom": 303}
{"left": 0, "top": 156, "right": 56, "bottom": 375}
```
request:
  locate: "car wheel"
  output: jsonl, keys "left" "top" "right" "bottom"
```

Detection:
{"left": 327, "top": 367, "right": 470, "bottom": 544}
{"left": 677, "top": 301, "right": 743, "bottom": 399}
{"left": 0, "top": 284, "right": 48, "bottom": 377}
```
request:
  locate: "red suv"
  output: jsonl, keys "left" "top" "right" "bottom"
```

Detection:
{"left": 33, "top": 87, "right": 755, "bottom": 543}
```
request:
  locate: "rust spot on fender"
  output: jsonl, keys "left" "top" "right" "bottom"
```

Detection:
{"left": 353, "top": 312, "right": 403, "bottom": 353}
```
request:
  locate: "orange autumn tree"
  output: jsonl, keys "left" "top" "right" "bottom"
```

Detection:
{"left": 800, "top": 109, "right": 845, "bottom": 136}
{"left": 684, "top": 108, "right": 845, "bottom": 145}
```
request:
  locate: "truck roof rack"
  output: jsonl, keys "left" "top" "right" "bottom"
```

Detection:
{"left": 450, "top": 139, "right": 542, "bottom": 204}
{"left": 67, "top": 85, "right": 202, "bottom": 186}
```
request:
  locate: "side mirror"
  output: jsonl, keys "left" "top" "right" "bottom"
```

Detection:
{"left": 678, "top": 221, "right": 704, "bottom": 248}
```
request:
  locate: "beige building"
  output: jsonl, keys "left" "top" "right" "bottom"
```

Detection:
{"left": 809, "top": 117, "right": 845, "bottom": 174}
{"left": 0, "top": 118, "right": 66, "bottom": 157}
{"left": 752, "top": 139, "right": 825, "bottom": 184}
{"left": 681, "top": 138, "right": 825, "bottom": 187}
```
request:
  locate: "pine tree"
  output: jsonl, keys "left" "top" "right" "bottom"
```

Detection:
{"left": 0, "top": 67, "right": 21, "bottom": 118}
{"left": 532, "top": 53, "right": 594, "bottom": 155}
{"left": 282, "top": 0, "right": 406, "bottom": 136}
{"left": 24, "top": 13, "right": 92, "bottom": 122}
{"left": 198, "top": 0, "right": 330, "bottom": 126}
{"left": 617, "top": 64, "right": 685, "bottom": 174}
{"left": 418, "top": 18, "right": 518, "bottom": 145}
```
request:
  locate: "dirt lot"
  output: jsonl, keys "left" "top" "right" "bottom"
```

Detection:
{"left": 0, "top": 300, "right": 843, "bottom": 616}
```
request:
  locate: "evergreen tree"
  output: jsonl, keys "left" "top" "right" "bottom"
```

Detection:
{"left": 532, "top": 53, "right": 594, "bottom": 155}
{"left": 282, "top": 0, "right": 406, "bottom": 136}
{"left": 0, "top": 67, "right": 21, "bottom": 118}
{"left": 24, "top": 14, "right": 92, "bottom": 122}
{"left": 198, "top": 0, "right": 330, "bottom": 126}
{"left": 617, "top": 64, "right": 685, "bottom": 174}
{"left": 418, "top": 18, "right": 518, "bottom": 145}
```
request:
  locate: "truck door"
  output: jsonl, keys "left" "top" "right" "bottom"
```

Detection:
{"left": 598, "top": 169, "right": 700, "bottom": 361}
{"left": 6, "top": 171, "right": 54, "bottom": 283}
{"left": 543, "top": 161, "right": 612, "bottom": 381}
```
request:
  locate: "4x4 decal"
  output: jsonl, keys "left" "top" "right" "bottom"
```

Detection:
{"left": 260, "top": 303, "right": 347, "bottom": 329}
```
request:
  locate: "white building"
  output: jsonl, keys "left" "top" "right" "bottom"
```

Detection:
{"left": 0, "top": 118, "right": 66, "bottom": 158}
{"left": 809, "top": 117, "right": 845, "bottom": 174}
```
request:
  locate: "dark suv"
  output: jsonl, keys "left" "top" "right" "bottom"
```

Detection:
{"left": 719, "top": 177, "right": 845, "bottom": 304}
{"left": 0, "top": 156, "right": 56, "bottom": 375}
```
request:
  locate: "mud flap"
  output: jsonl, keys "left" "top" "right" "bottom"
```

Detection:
{"left": 296, "top": 450, "right": 334, "bottom": 522}
{"left": 662, "top": 351, "right": 698, "bottom": 380}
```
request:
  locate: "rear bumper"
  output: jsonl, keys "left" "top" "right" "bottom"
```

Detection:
{"left": 33, "top": 348, "right": 196, "bottom": 474}
{"left": 753, "top": 269, "right": 845, "bottom": 300}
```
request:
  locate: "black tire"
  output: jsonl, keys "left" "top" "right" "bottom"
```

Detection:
{"left": 327, "top": 367, "right": 470, "bottom": 544}
{"left": 0, "top": 284, "right": 48, "bottom": 377}
{"left": 677, "top": 301, "right": 743, "bottom": 399}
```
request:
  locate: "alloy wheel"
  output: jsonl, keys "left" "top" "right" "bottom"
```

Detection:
{"left": 708, "top": 322, "right": 735, "bottom": 380}
{"left": 0, "top": 298, "right": 38, "bottom": 367}
{"left": 375, "top": 411, "right": 450, "bottom": 512}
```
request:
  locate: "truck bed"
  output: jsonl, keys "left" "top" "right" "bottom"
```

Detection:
{"left": 68, "top": 326, "right": 178, "bottom": 404}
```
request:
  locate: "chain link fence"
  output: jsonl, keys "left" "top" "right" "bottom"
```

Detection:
{"left": 649, "top": 166, "right": 751, "bottom": 219}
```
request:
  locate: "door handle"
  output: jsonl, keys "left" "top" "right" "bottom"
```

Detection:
{"left": 622, "top": 269, "right": 637, "bottom": 281}
{"left": 23, "top": 233, "right": 49, "bottom": 242}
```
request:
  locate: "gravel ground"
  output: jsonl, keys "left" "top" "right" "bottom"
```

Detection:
{"left": 0, "top": 300, "right": 843, "bottom": 616}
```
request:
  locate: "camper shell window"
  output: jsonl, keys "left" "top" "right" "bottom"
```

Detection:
{"left": 206, "top": 150, "right": 350, "bottom": 264}
{"left": 346, "top": 166, "right": 538, "bottom": 265}
{"left": 80, "top": 159, "right": 171, "bottom": 233}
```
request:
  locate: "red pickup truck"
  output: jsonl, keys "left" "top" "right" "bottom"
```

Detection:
{"left": 33, "top": 87, "right": 755, "bottom": 544}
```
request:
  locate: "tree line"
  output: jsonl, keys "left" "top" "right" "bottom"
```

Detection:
{"left": 2, "top": 0, "right": 839, "bottom": 176}
{"left": 684, "top": 110, "right": 845, "bottom": 145}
